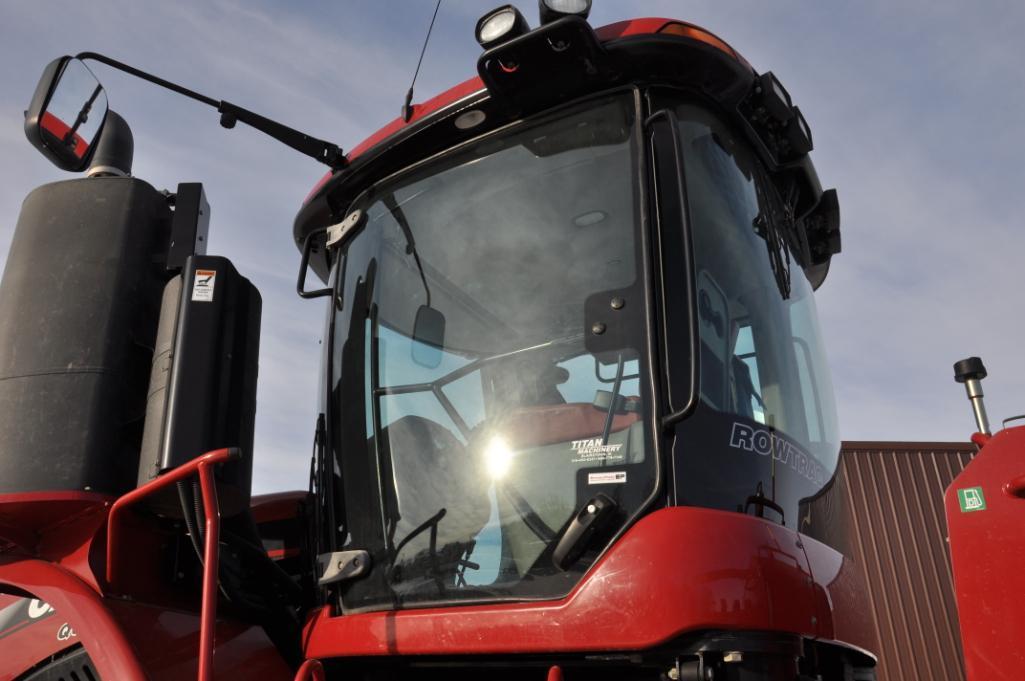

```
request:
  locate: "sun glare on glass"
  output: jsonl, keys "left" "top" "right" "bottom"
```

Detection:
{"left": 484, "top": 436, "right": 514, "bottom": 480}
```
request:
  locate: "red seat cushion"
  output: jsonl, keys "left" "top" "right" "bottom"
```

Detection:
{"left": 496, "top": 402, "right": 640, "bottom": 450}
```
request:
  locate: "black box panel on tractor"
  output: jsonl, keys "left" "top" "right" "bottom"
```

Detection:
{"left": 0, "top": 177, "right": 171, "bottom": 495}
{"left": 137, "top": 255, "right": 261, "bottom": 517}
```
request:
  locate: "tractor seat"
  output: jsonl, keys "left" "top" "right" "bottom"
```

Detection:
{"left": 381, "top": 415, "right": 492, "bottom": 589}
{"left": 495, "top": 399, "right": 641, "bottom": 450}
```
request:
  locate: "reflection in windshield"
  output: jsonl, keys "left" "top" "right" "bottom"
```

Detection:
{"left": 667, "top": 99, "right": 839, "bottom": 530}
{"left": 42, "top": 60, "right": 107, "bottom": 159}
{"left": 330, "top": 95, "right": 655, "bottom": 610}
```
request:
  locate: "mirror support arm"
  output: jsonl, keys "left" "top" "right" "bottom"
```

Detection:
{"left": 75, "top": 52, "right": 218, "bottom": 107}
{"left": 74, "top": 51, "right": 347, "bottom": 169}
{"left": 216, "top": 101, "right": 345, "bottom": 169}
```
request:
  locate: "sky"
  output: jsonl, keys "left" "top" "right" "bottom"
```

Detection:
{"left": 0, "top": 1, "right": 1022, "bottom": 494}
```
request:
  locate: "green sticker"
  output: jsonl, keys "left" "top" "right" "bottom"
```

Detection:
{"left": 958, "top": 487, "right": 987, "bottom": 513}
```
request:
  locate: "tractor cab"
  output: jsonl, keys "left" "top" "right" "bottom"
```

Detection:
{"left": 295, "top": 7, "right": 845, "bottom": 619}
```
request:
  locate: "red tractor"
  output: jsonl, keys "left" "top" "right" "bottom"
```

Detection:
{"left": 945, "top": 358, "right": 1025, "bottom": 681}
{"left": 0, "top": 3, "right": 876, "bottom": 679}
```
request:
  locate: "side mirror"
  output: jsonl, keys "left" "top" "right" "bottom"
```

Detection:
{"left": 24, "top": 57, "right": 109, "bottom": 172}
{"left": 411, "top": 305, "right": 446, "bottom": 369}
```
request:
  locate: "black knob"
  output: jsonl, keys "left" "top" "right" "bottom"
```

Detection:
{"left": 954, "top": 357, "right": 987, "bottom": 383}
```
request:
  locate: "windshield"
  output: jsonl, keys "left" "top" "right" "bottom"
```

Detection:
{"left": 328, "top": 94, "right": 655, "bottom": 610}
{"left": 662, "top": 98, "right": 840, "bottom": 530}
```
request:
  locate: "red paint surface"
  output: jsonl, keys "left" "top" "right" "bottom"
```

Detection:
{"left": 800, "top": 534, "right": 879, "bottom": 656}
{"left": 39, "top": 111, "right": 89, "bottom": 158}
{"left": 0, "top": 556, "right": 147, "bottom": 681}
{"left": 293, "top": 659, "right": 325, "bottom": 681}
{"left": 946, "top": 425, "right": 1025, "bottom": 680}
{"left": 346, "top": 75, "right": 484, "bottom": 162}
{"left": 0, "top": 491, "right": 112, "bottom": 594}
{"left": 0, "top": 491, "right": 111, "bottom": 537}
{"left": 251, "top": 490, "right": 309, "bottom": 524}
{"left": 104, "top": 599, "right": 293, "bottom": 681}
{"left": 304, "top": 17, "right": 751, "bottom": 206}
{"left": 304, "top": 507, "right": 856, "bottom": 658}
{"left": 0, "top": 585, "right": 293, "bottom": 681}
{"left": 106, "top": 448, "right": 237, "bottom": 681}
{"left": 197, "top": 460, "right": 222, "bottom": 681}
{"left": 1, "top": 510, "right": 290, "bottom": 680}
{"left": 0, "top": 593, "right": 75, "bottom": 681}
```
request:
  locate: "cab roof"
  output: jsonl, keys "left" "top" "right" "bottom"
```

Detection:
{"left": 294, "top": 15, "right": 838, "bottom": 289}
{"left": 302, "top": 18, "right": 750, "bottom": 205}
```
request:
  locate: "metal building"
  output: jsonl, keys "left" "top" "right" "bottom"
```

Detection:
{"left": 837, "top": 441, "right": 976, "bottom": 681}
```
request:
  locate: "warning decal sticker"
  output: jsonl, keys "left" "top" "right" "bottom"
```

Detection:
{"left": 588, "top": 471, "right": 627, "bottom": 485}
{"left": 192, "top": 269, "right": 217, "bottom": 302}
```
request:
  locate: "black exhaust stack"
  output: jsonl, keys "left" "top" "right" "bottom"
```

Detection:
{"left": 0, "top": 175, "right": 172, "bottom": 495}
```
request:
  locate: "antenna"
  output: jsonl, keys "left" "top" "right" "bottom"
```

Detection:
{"left": 402, "top": 0, "right": 443, "bottom": 123}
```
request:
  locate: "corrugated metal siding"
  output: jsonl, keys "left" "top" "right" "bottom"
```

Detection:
{"left": 839, "top": 442, "right": 976, "bottom": 681}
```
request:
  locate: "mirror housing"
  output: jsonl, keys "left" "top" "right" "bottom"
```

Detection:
{"left": 25, "top": 57, "right": 109, "bottom": 172}
{"left": 411, "top": 305, "right": 446, "bottom": 369}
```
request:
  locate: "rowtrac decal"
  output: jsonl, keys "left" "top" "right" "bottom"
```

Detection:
{"left": 728, "top": 421, "right": 828, "bottom": 485}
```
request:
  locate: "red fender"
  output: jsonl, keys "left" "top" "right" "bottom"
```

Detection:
{"left": 0, "top": 556, "right": 146, "bottom": 681}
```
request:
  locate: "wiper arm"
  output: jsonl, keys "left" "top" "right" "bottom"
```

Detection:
{"left": 600, "top": 352, "right": 625, "bottom": 445}
{"left": 753, "top": 212, "right": 791, "bottom": 299}
{"left": 382, "top": 193, "right": 432, "bottom": 307}
{"left": 391, "top": 507, "right": 447, "bottom": 561}
{"left": 500, "top": 483, "right": 556, "bottom": 543}
{"left": 63, "top": 83, "right": 103, "bottom": 147}
{"left": 388, "top": 507, "right": 448, "bottom": 595}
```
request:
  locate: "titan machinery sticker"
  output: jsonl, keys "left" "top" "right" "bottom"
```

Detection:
{"left": 588, "top": 471, "right": 627, "bottom": 485}
{"left": 192, "top": 269, "right": 217, "bottom": 302}
{"left": 571, "top": 438, "right": 625, "bottom": 465}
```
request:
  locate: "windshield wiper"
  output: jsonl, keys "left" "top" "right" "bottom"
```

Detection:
{"left": 388, "top": 507, "right": 448, "bottom": 594}
{"left": 600, "top": 352, "right": 625, "bottom": 445}
{"left": 500, "top": 483, "right": 556, "bottom": 543}
{"left": 63, "top": 83, "right": 104, "bottom": 148}
{"left": 383, "top": 193, "right": 432, "bottom": 307}
{"left": 753, "top": 212, "right": 791, "bottom": 300}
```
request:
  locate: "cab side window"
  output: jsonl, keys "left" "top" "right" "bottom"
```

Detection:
{"left": 665, "top": 98, "right": 840, "bottom": 526}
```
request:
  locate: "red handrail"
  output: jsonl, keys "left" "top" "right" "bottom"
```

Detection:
{"left": 294, "top": 659, "right": 325, "bottom": 681}
{"left": 106, "top": 447, "right": 240, "bottom": 681}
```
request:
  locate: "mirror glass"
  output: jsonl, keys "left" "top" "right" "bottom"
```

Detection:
{"left": 411, "top": 305, "right": 446, "bottom": 368}
{"left": 40, "top": 59, "right": 107, "bottom": 162}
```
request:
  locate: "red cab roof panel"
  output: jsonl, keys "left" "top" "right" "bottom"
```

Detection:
{"left": 304, "top": 18, "right": 746, "bottom": 205}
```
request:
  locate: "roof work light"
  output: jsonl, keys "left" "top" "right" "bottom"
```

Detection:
{"left": 758, "top": 71, "right": 793, "bottom": 123}
{"left": 475, "top": 5, "right": 530, "bottom": 50}
{"left": 538, "top": 0, "right": 592, "bottom": 24}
